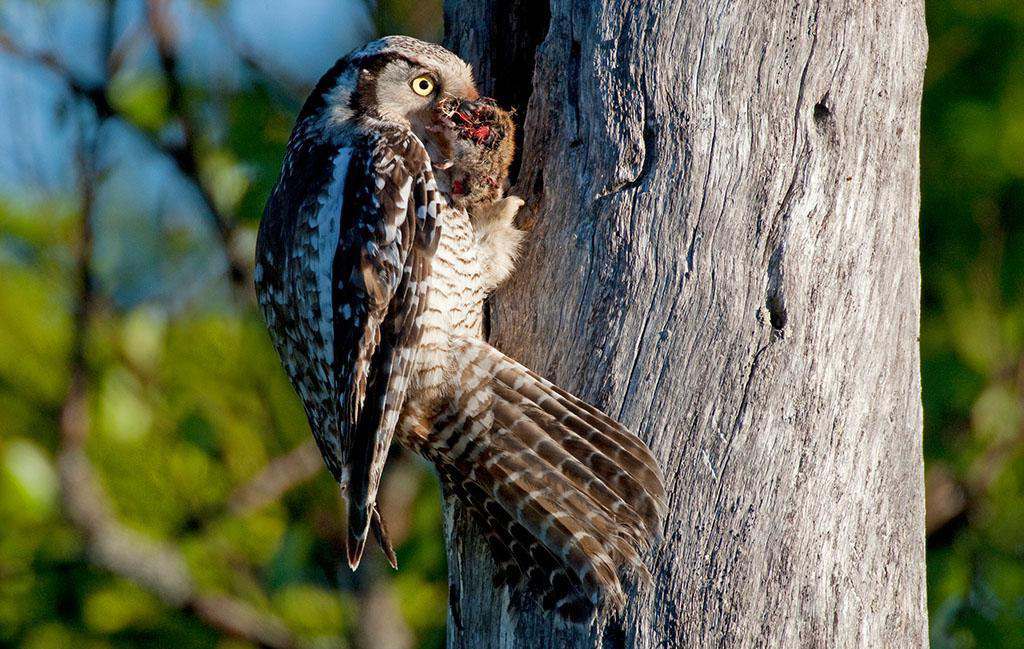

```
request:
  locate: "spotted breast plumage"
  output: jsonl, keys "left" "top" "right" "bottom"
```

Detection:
{"left": 255, "top": 35, "right": 666, "bottom": 622}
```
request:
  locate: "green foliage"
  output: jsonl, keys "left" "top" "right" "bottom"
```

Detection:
{"left": 108, "top": 71, "right": 171, "bottom": 133}
{"left": 923, "top": 1, "right": 1024, "bottom": 647}
{"left": 371, "top": 0, "right": 443, "bottom": 43}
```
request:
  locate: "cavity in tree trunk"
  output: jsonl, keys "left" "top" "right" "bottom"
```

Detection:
{"left": 442, "top": 1, "right": 929, "bottom": 647}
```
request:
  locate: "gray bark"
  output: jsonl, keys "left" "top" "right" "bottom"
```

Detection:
{"left": 442, "top": 2, "right": 929, "bottom": 648}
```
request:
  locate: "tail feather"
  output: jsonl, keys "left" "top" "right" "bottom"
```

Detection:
{"left": 416, "top": 338, "right": 666, "bottom": 622}
{"left": 494, "top": 363, "right": 667, "bottom": 538}
{"left": 370, "top": 503, "right": 398, "bottom": 569}
{"left": 541, "top": 372, "right": 663, "bottom": 474}
{"left": 491, "top": 379, "right": 655, "bottom": 548}
{"left": 489, "top": 382, "right": 651, "bottom": 573}
{"left": 465, "top": 428, "right": 625, "bottom": 607}
{"left": 404, "top": 405, "right": 597, "bottom": 621}
{"left": 439, "top": 464, "right": 595, "bottom": 622}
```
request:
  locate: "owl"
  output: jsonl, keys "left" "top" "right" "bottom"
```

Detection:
{"left": 255, "top": 35, "right": 666, "bottom": 623}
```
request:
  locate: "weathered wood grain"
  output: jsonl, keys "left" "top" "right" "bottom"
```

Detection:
{"left": 443, "top": 2, "right": 929, "bottom": 647}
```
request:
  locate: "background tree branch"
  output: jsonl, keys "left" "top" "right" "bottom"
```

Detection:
{"left": 144, "top": 0, "right": 251, "bottom": 294}
{"left": 1, "top": 17, "right": 253, "bottom": 299}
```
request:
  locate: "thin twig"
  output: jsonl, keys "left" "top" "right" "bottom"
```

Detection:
{"left": 0, "top": 28, "right": 253, "bottom": 300}
{"left": 145, "top": 0, "right": 250, "bottom": 294}
{"left": 204, "top": 9, "right": 306, "bottom": 108}
{"left": 0, "top": 32, "right": 114, "bottom": 118}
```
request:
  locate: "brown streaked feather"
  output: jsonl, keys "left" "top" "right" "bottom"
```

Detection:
{"left": 437, "top": 462, "right": 596, "bottom": 623}
{"left": 453, "top": 410, "right": 626, "bottom": 610}
{"left": 489, "top": 380, "right": 652, "bottom": 555}
{"left": 466, "top": 342, "right": 666, "bottom": 536}
{"left": 486, "top": 393, "right": 651, "bottom": 580}
{"left": 370, "top": 503, "right": 397, "bottom": 569}
{"left": 529, "top": 369, "right": 666, "bottom": 499}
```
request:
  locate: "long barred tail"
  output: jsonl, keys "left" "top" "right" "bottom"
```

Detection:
{"left": 410, "top": 338, "right": 666, "bottom": 622}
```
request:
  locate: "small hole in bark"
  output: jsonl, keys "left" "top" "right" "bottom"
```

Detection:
{"left": 766, "top": 293, "right": 787, "bottom": 331}
{"left": 603, "top": 618, "right": 627, "bottom": 649}
{"left": 813, "top": 101, "right": 830, "bottom": 125}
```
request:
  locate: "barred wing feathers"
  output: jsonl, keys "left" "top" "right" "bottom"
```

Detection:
{"left": 330, "top": 129, "right": 441, "bottom": 568}
{"left": 408, "top": 337, "right": 667, "bottom": 622}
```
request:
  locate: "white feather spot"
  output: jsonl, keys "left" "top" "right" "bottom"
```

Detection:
{"left": 394, "top": 176, "right": 413, "bottom": 212}
{"left": 313, "top": 148, "right": 354, "bottom": 366}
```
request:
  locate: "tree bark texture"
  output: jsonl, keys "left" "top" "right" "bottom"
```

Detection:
{"left": 442, "top": 2, "right": 928, "bottom": 648}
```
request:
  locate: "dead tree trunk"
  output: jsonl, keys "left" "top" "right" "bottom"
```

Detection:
{"left": 442, "top": 2, "right": 928, "bottom": 647}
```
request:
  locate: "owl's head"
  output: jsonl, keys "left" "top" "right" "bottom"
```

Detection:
{"left": 300, "top": 36, "right": 479, "bottom": 142}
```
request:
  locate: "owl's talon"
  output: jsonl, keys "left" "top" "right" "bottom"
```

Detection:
{"left": 492, "top": 195, "right": 525, "bottom": 226}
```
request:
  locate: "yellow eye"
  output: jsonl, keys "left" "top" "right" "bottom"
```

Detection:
{"left": 411, "top": 75, "right": 435, "bottom": 96}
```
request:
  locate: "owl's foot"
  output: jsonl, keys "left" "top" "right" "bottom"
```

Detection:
{"left": 476, "top": 194, "right": 523, "bottom": 228}
{"left": 474, "top": 195, "right": 525, "bottom": 291}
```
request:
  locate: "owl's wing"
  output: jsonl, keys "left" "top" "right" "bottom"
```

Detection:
{"left": 332, "top": 129, "right": 441, "bottom": 568}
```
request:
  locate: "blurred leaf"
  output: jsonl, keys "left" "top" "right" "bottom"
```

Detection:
{"left": 108, "top": 71, "right": 171, "bottom": 132}
{"left": 266, "top": 526, "right": 316, "bottom": 589}
{"left": 2, "top": 439, "right": 58, "bottom": 516}
{"left": 393, "top": 573, "right": 445, "bottom": 646}
{"left": 82, "top": 579, "right": 161, "bottom": 633}
{"left": 200, "top": 150, "right": 252, "bottom": 215}
{"left": 20, "top": 623, "right": 76, "bottom": 649}
{"left": 97, "top": 367, "right": 153, "bottom": 443}
{"left": 271, "top": 584, "right": 348, "bottom": 639}
{"left": 121, "top": 305, "right": 168, "bottom": 374}
{"left": 971, "top": 382, "right": 1020, "bottom": 443}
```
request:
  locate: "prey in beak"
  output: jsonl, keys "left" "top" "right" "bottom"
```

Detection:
{"left": 434, "top": 96, "right": 517, "bottom": 211}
